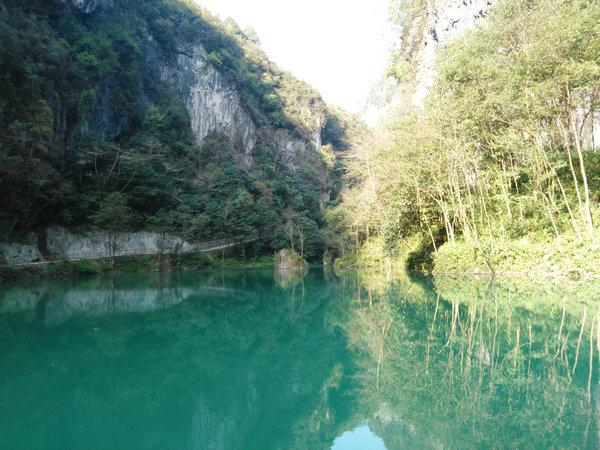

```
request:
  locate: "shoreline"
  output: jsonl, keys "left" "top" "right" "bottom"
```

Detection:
{"left": 0, "top": 252, "right": 275, "bottom": 283}
{"left": 4, "top": 254, "right": 600, "bottom": 282}
{"left": 332, "top": 264, "right": 600, "bottom": 279}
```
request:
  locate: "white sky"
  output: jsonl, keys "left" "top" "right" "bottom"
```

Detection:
{"left": 195, "top": 0, "right": 392, "bottom": 114}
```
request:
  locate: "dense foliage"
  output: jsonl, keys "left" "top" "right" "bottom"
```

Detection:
{"left": 0, "top": 0, "right": 360, "bottom": 262}
{"left": 332, "top": 0, "right": 600, "bottom": 274}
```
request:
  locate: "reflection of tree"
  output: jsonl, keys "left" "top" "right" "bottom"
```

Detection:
{"left": 332, "top": 272, "right": 600, "bottom": 448}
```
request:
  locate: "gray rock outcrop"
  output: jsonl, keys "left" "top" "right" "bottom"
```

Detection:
{"left": 45, "top": 225, "right": 191, "bottom": 259}
{"left": 60, "top": 0, "right": 113, "bottom": 14}
{"left": 0, "top": 241, "right": 43, "bottom": 264}
{"left": 0, "top": 226, "right": 192, "bottom": 264}
{"left": 156, "top": 43, "right": 258, "bottom": 154}
{"left": 407, "top": 0, "right": 495, "bottom": 107}
{"left": 274, "top": 249, "right": 307, "bottom": 269}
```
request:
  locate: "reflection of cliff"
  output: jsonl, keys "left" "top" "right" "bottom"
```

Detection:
{"left": 0, "top": 269, "right": 353, "bottom": 449}
{"left": 0, "top": 272, "right": 261, "bottom": 325}
{"left": 42, "top": 288, "right": 191, "bottom": 325}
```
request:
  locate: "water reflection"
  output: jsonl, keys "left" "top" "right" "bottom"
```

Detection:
{"left": 0, "top": 268, "right": 599, "bottom": 448}
{"left": 332, "top": 421, "right": 386, "bottom": 449}
{"left": 274, "top": 266, "right": 308, "bottom": 289}
{"left": 0, "top": 271, "right": 262, "bottom": 325}
{"left": 335, "top": 271, "right": 600, "bottom": 449}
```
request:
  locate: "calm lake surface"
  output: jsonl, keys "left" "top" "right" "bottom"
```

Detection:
{"left": 1, "top": 267, "right": 599, "bottom": 448}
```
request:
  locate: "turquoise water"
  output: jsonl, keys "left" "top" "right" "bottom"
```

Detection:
{"left": 1, "top": 267, "right": 599, "bottom": 448}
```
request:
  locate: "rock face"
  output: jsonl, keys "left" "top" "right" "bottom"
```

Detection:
{"left": 319, "top": 190, "right": 331, "bottom": 211}
{"left": 405, "top": 0, "right": 600, "bottom": 150}
{"left": 65, "top": 38, "right": 260, "bottom": 153}
{"left": 407, "top": 0, "right": 495, "bottom": 107}
{"left": 156, "top": 44, "right": 258, "bottom": 154}
{"left": 46, "top": 226, "right": 191, "bottom": 258}
{"left": 576, "top": 107, "right": 600, "bottom": 150}
{"left": 273, "top": 130, "right": 307, "bottom": 164}
{"left": 0, "top": 241, "right": 42, "bottom": 264}
{"left": 0, "top": 226, "right": 191, "bottom": 264}
{"left": 43, "top": 4, "right": 324, "bottom": 166}
{"left": 86, "top": 80, "right": 131, "bottom": 140}
{"left": 154, "top": 44, "right": 325, "bottom": 159}
{"left": 60, "top": 0, "right": 113, "bottom": 14}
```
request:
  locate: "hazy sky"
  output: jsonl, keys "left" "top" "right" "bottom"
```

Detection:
{"left": 195, "top": 0, "right": 392, "bottom": 113}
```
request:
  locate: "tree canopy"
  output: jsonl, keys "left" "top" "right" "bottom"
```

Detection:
{"left": 331, "top": 0, "right": 600, "bottom": 274}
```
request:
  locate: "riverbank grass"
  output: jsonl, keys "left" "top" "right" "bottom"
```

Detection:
{"left": 333, "top": 228, "right": 600, "bottom": 276}
{"left": 434, "top": 233, "right": 600, "bottom": 276}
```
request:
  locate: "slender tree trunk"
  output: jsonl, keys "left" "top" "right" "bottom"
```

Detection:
{"left": 540, "top": 146, "right": 581, "bottom": 241}
{"left": 432, "top": 195, "right": 455, "bottom": 244}
{"left": 426, "top": 220, "right": 437, "bottom": 253}
{"left": 455, "top": 181, "right": 472, "bottom": 244}
{"left": 570, "top": 110, "right": 594, "bottom": 240}
{"left": 289, "top": 222, "right": 295, "bottom": 251}
{"left": 541, "top": 192, "right": 561, "bottom": 245}
{"left": 558, "top": 117, "right": 588, "bottom": 235}
{"left": 501, "top": 161, "right": 512, "bottom": 223}
{"left": 296, "top": 223, "right": 304, "bottom": 258}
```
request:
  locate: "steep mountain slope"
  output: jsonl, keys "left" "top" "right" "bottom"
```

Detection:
{"left": 0, "top": 0, "right": 363, "bottom": 261}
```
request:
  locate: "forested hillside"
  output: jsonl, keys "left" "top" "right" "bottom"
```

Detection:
{"left": 332, "top": 0, "right": 600, "bottom": 274}
{"left": 0, "top": 0, "right": 363, "bottom": 263}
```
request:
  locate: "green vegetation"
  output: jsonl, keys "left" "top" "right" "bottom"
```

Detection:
{"left": 0, "top": 0, "right": 363, "bottom": 266}
{"left": 8, "top": 0, "right": 596, "bottom": 275}
{"left": 332, "top": 0, "right": 600, "bottom": 275}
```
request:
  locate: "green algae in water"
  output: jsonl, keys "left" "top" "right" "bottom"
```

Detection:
{"left": 0, "top": 268, "right": 598, "bottom": 448}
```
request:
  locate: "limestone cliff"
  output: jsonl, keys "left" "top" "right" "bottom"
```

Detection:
{"left": 60, "top": 0, "right": 112, "bottom": 14}
{"left": 48, "top": 0, "right": 323, "bottom": 164}
{"left": 0, "top": 226, "right": 191, "bottom": 264}
{"left": 152, "top": 42, "right": 258, "bottom": 154}
{"left": 404, "top": 0, "right": 495, "bottom": 107}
